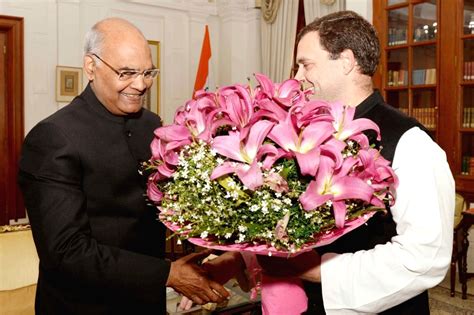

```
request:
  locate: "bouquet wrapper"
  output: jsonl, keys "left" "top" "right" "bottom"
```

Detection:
{"left": 166, "top": 213, "right": 375, "bottom": 313}
{"left": 240, "top": 252, "right": 307, "bottom": 314}
{"left": 261, "top": 274, "right": 307, "bottom": 315}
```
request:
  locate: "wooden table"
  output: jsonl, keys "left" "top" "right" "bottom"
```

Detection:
{"left": 459, "top": 208, "right": 474, "bottom": 299}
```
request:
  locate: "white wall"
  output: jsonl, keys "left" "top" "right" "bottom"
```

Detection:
{"left": 0, "top": 0, "right": 370, "bottom": 130}
{"left": 346, "top": 0, "right": 372, "bottom": 22}
{"left": 0, "top": 0, "right": 261, "bottom": 129}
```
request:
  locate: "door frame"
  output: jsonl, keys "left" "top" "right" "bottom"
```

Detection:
{"left": 0, "top": 15, "right": 24, "bottom": 225}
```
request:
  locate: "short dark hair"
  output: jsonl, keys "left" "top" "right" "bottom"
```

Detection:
{"left": 296, "top": 10, "right": 380, "bottom": 76}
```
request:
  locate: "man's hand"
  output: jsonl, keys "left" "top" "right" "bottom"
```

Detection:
{"left": 256, "top": 250, "right": 322, "bottom": 282}
{"left": 177, "top": 251, "right": 250, "bottom": 312}
{"left": 202, "top": 251, "right": 250, "bottom": 292}
{"left": 166, "top": 250, "right": 230, "bottom": 305}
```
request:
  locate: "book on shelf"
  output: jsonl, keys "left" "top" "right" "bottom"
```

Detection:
{"left": 412, "top": 68, "right": 436, "bottom": 85}
{"left": 425, "top": 68, "right": 436, "bottom": 84}
{"left": 387, "top": 70, "right": 407, "bottom": 86}
{"left": 413, "top": 107, "right": 436, "bottom": 129}
{"left": 388, "top": 28, "right": 407, "bottom": 46}
{"left": 463, "top": 107, "right": 474, "bottom": 128}
{"left": 464, "top": 61, "right": 474, "bottom": 81}
{"left": 461, "top": 156, "right": 474, "bottom": 175}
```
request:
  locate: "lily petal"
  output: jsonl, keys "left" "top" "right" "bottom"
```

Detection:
{"left": 332, "top": 201, "right": 347, "bottom": 228}
{"left": 299, "top": 180, "right": 332, "bottom": 211}
{"left": 236, "top": 161, "right": 264, "bottom": 190}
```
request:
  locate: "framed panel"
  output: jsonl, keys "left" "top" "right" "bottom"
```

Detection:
{"left": 145, "top": 40, "right": 161, "bottom": 115}
{"left": 56, "top": 66, "right": 83, "bottom": 102}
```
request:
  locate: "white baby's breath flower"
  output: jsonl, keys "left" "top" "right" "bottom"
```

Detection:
{"left": 225, "top": 232, "right": 232, "bottom": 239}
{"left": 200, "top": 231, "right": 209, "bottom": 239}
{"left": 238, "top": 225, "right": 247, "bottom": 233}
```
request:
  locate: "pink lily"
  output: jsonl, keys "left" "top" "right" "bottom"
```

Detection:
{"left": 299, "top": 155, "right": 374, "bottom": 228}
{"left": 147, "top": 172, "right": 164, "bottom": 202}
{"left": 293, "top": 99, "right": 332, "bottom": 128}
{"left": 210, "top": 120, "right": 276, "bottom": 190}
{"left": 267, "top": 113, "right": 335, "bottom": 176}
{"left": 356, "top": 148, "right": 399, "bottom": 207}
{"left": 217, "top": 84, "right": 257, "bottom": 139}
{"left": 329, "top": 102, "right": 381, "bottom": 142}
{"left": 156, "top": 100, "right": 218, "bottom": 151}
{"left": 254, "top": 73, "right": 306, "bottom": 107}
{"left": 154, "top": 125, "right": 192, "bottom": 151}
{"left": 149, "top": 138, "right": 178, "bottom": 179}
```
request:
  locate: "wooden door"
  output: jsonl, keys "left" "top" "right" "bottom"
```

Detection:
{"left": 0, "top": 15, "right": 24, "bottom": 225}
{"left": 0, "top": 31, "right": 7, "bottom": 224}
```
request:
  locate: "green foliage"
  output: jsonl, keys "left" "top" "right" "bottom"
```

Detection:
{"left": 154, "top": 141, "right": 380, "bottom": 251}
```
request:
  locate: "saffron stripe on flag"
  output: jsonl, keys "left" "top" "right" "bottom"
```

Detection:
{"left": 193, "top": 25, "right": 212, "bottom": 95}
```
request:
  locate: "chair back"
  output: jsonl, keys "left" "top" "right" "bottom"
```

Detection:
{"left": 454, "top": 193, "right": 467, "bottom": 227}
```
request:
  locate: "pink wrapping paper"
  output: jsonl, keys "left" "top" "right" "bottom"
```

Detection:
{"left": 162, "top": 212, "right": 375, "bottom": 314}
{"left": 163, "top": 211, "right": 375, "bottom": 257}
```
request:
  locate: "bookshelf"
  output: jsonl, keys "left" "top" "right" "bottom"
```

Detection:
{"left": 373, "top": 0, "right": 474, "bottom": 201}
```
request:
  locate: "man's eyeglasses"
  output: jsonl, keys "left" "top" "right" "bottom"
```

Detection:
{"left": 90, "top": 53, "right": 159, "bottom": 81}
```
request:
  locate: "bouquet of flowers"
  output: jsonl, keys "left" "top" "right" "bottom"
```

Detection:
{"left": 144, "top": 73, "right": 398, "bottom": 259}
{"left": 144, "top": 74, "right": 398, "bottom": 314}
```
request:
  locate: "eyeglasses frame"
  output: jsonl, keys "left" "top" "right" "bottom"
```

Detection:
{"left": 89, "top": 53, "right": 159, "bottom": 81}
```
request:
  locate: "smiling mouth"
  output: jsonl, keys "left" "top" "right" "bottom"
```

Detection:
{"left": 121, "top": 92, "right": 144, "bottom": 99}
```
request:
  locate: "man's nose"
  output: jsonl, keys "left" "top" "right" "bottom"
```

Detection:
{"left": 294, "top": 66, "right": 305, "bottom": 82}
{"left": 130, "top": 74, "right": 148, "bottom": 91}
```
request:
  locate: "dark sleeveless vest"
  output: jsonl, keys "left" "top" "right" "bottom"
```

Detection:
{"left": 303, "top": 91, "right": 430, "bottom": 315}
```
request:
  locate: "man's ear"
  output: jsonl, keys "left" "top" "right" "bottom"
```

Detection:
{"left": 340, "top": 49, "right": 357, "bottom": 75}
{"left": 83, "top": 54, "right": 96, "bottom": 81}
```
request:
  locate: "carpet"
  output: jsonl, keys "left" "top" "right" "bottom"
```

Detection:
{"left": 429, "top": 274, "right": 474, "bottom": 314}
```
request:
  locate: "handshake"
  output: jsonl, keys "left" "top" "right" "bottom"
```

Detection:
{"left": 165, "top": 250, "right": 251, "bottom": 312}
{"left": 166, "top": 250, "right": 321, "bottom": 311}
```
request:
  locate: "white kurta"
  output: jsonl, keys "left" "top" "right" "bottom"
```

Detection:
{"left": 321, "top": 127, "right": 455, "bottom": 314}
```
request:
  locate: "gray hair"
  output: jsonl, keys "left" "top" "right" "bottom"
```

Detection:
{"left": 83, "top": 24, "right": 104, "bottom": 56}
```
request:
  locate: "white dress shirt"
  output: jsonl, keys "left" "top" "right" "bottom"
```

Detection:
{"left": 321, "top": 127, "right": 455, "bottom": 314}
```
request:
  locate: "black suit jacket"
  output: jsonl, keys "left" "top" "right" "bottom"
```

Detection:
{"left": 18, "top": 84, "right": 170, "bottom": 314}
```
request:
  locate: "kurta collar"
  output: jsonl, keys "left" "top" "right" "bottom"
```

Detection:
{"left": 354, "top": 90, "right": 384, "bottom": 119}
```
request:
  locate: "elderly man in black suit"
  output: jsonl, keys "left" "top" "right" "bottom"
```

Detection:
{"left": 18, "top": 17, "right": 229, "bottom": 315}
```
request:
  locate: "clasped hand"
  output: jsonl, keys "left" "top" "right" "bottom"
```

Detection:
{"left": 166, "top": 250, "right": 230, "bottom": 306}
{"left": 173, "top": 251, "right": 250, "bottom": 311}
